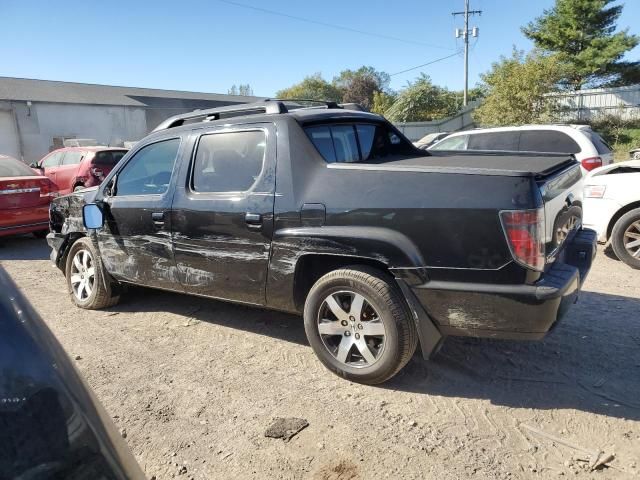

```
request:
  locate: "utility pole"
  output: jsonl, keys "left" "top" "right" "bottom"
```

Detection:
{"left": 453, "top": 0, "right": 481, "bottom": 106}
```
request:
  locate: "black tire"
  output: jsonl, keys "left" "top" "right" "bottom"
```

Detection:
{"left": 303, "top": 266, "right": 418, "bottom": 385}
{"left": 32, "top": 230, "right": 48, "bottom": 239}
{"left": 65, "top": 237, "right": 120, "bottom": 309}
{"left": 611, "top": 208, "right": 640, "bottom": 269}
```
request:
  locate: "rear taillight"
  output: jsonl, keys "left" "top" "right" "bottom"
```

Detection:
{"left": 500, "top": 208, "right": 546, "bottom": 271}
{"left": 90, "top": 167, "right": 104, "bottom": 179}
{"left": 39, "top": 178, "right": 58, "bottom": 198}
{"left": 581, "top": 156, "right": 602, "bottom": 171}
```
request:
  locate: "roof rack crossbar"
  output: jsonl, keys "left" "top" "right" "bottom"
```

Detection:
{"left": 152, "top": 99, "right": 346, "bottom": 132}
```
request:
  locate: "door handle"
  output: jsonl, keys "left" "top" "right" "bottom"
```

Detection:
{"left": 151, "top": 211, "right": 165, "bottom": 227}
{"left": 245, "top": 212, "right": 262, "bottom": 230}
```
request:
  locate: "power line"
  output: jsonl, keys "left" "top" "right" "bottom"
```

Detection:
{"left": 390, "top": 52, "right": 462, "bottom": 76}
{"left": 217, "top": 0, "right": 453, "bottom": 50}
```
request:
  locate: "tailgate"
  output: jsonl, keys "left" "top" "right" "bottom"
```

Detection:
{"left": 536, "top": 163, "right": 584, "bottom": 262}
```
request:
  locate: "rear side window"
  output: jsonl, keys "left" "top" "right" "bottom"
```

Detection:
{"left": 467, "top": 132, "right": 519, "bottom": 151}
{"left": 305, "top": 123, "right": 414, "bottom": 163}
{"left": 192, "top": 130, "right": 265, "bottom": 193}
{"left": 587, "top": 131, "right": 612, "bottom": 155}
{"left": 62, "top": 151, "right": 83, "bottom": 165}
{"left": 93, "top": 150, "right": 128, "bottom": 166}
{"left": 0, "top": 157, "right": 37, "bottom": 177}
{"left": 519, "top": 131, "right": 580, "bottom": 154}
{"left": 115, "top": 139, "right": 180, "bottom": 196}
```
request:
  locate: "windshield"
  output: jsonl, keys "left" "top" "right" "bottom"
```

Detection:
{"left": 92, "top": 150, "right": 128, "bottom": 166}
{"left": 429, "top": 135, "right": 468, "bottom": 150}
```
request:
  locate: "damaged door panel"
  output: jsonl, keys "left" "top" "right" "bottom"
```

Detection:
{"left": 171, "top": 125, "right": 276, "bottom": 304}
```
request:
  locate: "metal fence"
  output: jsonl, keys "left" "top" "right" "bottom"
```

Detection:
{"left": 547, "top": 84, "right": 640, "bottom": 121}
{"left": 393, "top": 101, "right": 479, "bottom": 141}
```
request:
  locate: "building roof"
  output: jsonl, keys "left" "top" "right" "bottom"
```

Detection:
{"left": 0, "top": 77, "right": 262, "bottom": 107}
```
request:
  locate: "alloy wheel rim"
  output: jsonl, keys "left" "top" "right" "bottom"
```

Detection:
{"left": 70, "top": 249, "right": 95, "bottom": 301}
{"left": 623, "top": 221, "right": 640, "bottom": 259}
{"left": 317, "top": 290, "right": 386, "bottom": 368}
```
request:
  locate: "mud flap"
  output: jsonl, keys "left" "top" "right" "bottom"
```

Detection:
{"left": 395, "top": 279, "right": 444, "bottom": 360}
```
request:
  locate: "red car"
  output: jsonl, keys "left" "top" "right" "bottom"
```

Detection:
{"left": 34, "top": 147, "right": 128, "bottom": 195}
{"left": 0, "top": 154, "right": 57, "bottom": 238}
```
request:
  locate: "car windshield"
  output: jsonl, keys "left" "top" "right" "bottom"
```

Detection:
{"left": 0, "top": 156, "right": 38, "bottom": 177}
{"left": 587, "top": 131, "right": 612, "bottom": 154}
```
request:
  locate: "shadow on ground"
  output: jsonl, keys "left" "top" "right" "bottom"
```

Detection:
{"left": 111, "top": 285, "right": 640, "bottom": 421}
{"left": 0, "top": 236, "right": 50, "bottom": 261}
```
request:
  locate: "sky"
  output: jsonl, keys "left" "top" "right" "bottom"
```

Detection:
{"left": 1, "top": 0, "right": 639, "bottom": 97}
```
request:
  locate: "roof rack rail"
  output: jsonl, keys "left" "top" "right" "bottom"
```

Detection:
{"left": 152, "top": 99, "right": 345, "bottom": 132}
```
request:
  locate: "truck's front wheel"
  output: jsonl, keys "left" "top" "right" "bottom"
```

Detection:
{"left": 304, "top": 266, "right": 417, "bottom": 384}
{"left": 65, "top": 237, "right": 120, "bottom": 309}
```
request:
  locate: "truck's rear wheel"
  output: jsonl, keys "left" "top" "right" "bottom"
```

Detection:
{"left": 611, "top": 208, "right": 640, "bottom": 269}
{"left": 65, "top": 237, "right": 120, "bottom": 309}
{"left": 303, "top": 266, "right": 417, "bottom": 384}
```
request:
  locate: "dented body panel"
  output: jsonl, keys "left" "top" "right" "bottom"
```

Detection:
{"left": 48, "top": 106, "right": 596, "bottom": 351}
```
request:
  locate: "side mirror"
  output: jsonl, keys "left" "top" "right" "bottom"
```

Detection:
{"left": 83, "top": 204, "right": 104, "bottom": 229}
{"left": 29, "top": 163, "right": 42, "bottom": 169}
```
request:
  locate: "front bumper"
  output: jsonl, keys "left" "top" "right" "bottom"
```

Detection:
{"left": 47, "top": 232, "right": 66, "bottom": 267}
{"left": 410, "top": 229, "right": 597, "bottom": 340}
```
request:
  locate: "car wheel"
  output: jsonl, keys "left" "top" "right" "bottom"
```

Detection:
{"left": 611, "top": 208, "right": 640, "bottom": 269}
{"left": 65, "top": 237, "right": 120, "bottom": 309}
{"left": 32, "top": 230, "right": 48, "bottom": 239}
{"left": 303, "top": 266, "right": 418, "bottom": 384}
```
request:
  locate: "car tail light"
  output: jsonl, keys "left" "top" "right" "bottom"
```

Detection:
{"left": 39, "top": 178, "right": 58, "bottom": 198}
{"left": 584, "top": 185, "right": 606, "bottom": 198}
{"left": 581, "top": 156, "right": 602, "bottom": 171}
{"left": 90, "top": 167, "right": 104, "bottom": 179}
{"left": 500, "top": 208, "right": 546, "bottom": 271}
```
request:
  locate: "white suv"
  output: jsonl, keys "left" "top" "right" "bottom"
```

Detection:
{"left": 429, "top": 125, "right": 614, "bottom": 172}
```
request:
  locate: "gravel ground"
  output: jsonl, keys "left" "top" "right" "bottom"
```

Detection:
{"left": 1, "top": 236, "right": 639, "bottom": 480}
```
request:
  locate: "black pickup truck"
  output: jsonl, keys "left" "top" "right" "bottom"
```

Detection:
{"left": 47, "top": 100, "right": 596, "bottom": 384}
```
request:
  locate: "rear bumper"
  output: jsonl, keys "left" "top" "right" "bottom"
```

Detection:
{"left": 0, "top": 205, "right": 50, "bottom": 237}
{"left": 410, "top": 229, "right": 597, "bottom": 340}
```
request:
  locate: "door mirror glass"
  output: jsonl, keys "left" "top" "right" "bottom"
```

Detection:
{"left": 83, "top": 204, "right": 104, "bottom": 229}
{"left": 29, "top": 163, "right": 41, "bottom": 169}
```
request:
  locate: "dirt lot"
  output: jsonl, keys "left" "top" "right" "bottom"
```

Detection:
{"left": 1, "top": 236, "right": 639, "bottom": 479}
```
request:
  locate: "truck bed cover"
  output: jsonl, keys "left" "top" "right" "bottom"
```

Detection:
{"left": 378, "top": 152, "right": 578, "bottom": 178}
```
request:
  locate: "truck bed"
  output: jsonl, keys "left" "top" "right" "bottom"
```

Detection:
{"left": 381, "top": 151, "right": 577, "bottom": 178}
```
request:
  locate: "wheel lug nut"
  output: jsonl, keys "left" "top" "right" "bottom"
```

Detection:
{"left": 357, "top": 324, "right": 363, "bottom": 330}
{"left": 341, "top": 320, "right": 348, "bottom": 326}
{"left": 345, "top": 331, "right": 351, "bottom": 336}
{"left": 349, "top": 316, "right": 355, "bottom": 321}
{"left": 355, "top": 333, "right": 360, "bottom": 339}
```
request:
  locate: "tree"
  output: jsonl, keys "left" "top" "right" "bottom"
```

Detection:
{"left": 522, "top": 0, "right": 639, "bottom": 89}
{"left": 371, "top": 91, "right": 396, "bottom": 116}
{"left": 384, "top": 74, "right": 459, "bottom": 122}
{"left": 275, "top": 73, "right": 342, "bottom": 102}
{"left": 332, "top": 66, "right": 391, "bottom": 108}
{"left": 473, "top": 49, "right": 566, "bottom": 126}
{"left": 228, "top": 84, "right": 254, "bottom": 96}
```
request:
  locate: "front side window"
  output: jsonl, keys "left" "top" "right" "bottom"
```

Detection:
{"left": 115, "top": 138, "right": 180, "bottom": 196}
{"left": 305, "top": 123, "right": 415, "bottom": 163}
{"left": 41, "top": 152, "right": 63, "bottom": 168}
{"left": 430, "top": 135, "right": 469, "bottom": 151}
{"left": 62, "top": 151, "right": 84, "bottom": 165}
{"left": 467, "top": 132, "right": 519, "bottom": 151}
{"left": 192, "top": 130, "right": 265, "bottom": 193}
